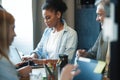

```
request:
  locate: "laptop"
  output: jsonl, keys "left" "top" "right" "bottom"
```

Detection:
{"left": 9, "top": 46, "right": 43, "bottom": 69}
{"left": 73, "top": 57, "right": 106, "bottom": 80}
{"left": 9, "top": 46, "right": 23, "bottom": 65}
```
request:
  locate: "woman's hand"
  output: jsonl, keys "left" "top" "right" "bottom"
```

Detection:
{"left": 17, "top": 66, "right": 32, "bottom": 78}
{"left": 22, "top": 53, "right": 38, "bottom": 61}
{"left": 60, "top": 64, "right": 80, "bottom": 80}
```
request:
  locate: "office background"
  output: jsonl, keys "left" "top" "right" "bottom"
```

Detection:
{"left": 0, "top": 0, "right": 99, "bottom": 55}
{"left": 0, "top": 0, "right": 120, "bottom": 79}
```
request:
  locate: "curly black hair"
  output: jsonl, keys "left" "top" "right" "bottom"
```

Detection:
{"left": 41, "top": 0, "right": 67, "bottom": 15}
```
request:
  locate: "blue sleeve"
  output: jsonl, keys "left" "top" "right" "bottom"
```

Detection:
{"left": 64, "top": 29, "right": 78, "bottom": 61}
{"left": 31, "top": 28, "right": 49, "bottom": 59}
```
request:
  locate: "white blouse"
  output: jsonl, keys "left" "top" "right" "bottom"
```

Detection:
{"left": 46, "top": 30, "right": 63, "bottom": 59}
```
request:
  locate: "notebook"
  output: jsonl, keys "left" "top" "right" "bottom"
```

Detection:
{"left": 73, "top": 57, "right": 106, "bottom": 80}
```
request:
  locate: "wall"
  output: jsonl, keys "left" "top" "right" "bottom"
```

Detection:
{"left": 0, "top": 0, "right": 1, "bottom": 4}
{"left": 32, "top": 0, "right": 46, "bottom": 48}
{"left": 75, "top": 0, "right": 100, "bottom": 50}
{"left": 64, "top": 0, "right": 75, "bottom": 28}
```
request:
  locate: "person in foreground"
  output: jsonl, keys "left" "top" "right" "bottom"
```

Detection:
{"left": 76, "top": 0, "right": 110, "bottom": 79}
{"left": 23, "top": 0, "right": 77, "bottom": 62}
{"left": 0, "top": 8, "right": 31, "bottom": 80}
{"left": 60, "top": 64, "right": 80, "bottom": 80}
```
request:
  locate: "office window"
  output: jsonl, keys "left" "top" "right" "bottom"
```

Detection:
{"left": 2, "top": 0, "right": 33, "bottom": 55}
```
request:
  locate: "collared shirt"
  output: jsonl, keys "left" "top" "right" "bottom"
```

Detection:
{"left": 32, "top": 20, "right": 78, "bottom": 61}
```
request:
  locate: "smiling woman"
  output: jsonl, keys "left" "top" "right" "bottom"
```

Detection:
{"left": 2, "top": 0, "right": 33, "bottom": 55}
